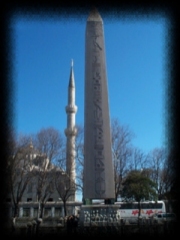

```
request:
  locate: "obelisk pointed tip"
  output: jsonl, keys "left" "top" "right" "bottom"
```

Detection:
{"left": 87, "top": 7, "right": 102, "bottom": 22}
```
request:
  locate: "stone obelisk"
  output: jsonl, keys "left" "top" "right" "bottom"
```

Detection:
{"left": 84, "top": 9, "right": 115, "bottom": 202}
{"left": 65, "top": 60, "right": 77, "bottom": 201}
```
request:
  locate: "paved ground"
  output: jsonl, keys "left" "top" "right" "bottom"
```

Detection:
{"left": 3, "top": 221, "right": 177, "bottom": 238}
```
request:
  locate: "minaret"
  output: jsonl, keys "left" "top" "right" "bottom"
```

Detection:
{"left": 83, "top": 8, "right": 115, "bottom": 202}
{"left": 64, "top": 60, "right": 77, "bottom": 201}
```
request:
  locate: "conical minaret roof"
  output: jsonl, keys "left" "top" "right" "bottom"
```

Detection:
{"left": 69, "top": 59, "right": 75, "bottom": 88}
{"left": 87, "top": 7, "right": 102, "bottom": 22}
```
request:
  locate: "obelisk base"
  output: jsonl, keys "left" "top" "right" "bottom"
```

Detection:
{"left": 79, "top": 204, "right": 120, "bottom": 227}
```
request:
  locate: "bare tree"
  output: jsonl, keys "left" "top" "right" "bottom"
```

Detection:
{"left": 75, "top": 124, "right": 84, "bottom": 198}
{"left": 34, "top": 127, "right": 64, "bottom": 163}
{"left": 147, "top": 148, "right": 170, "bottom": 199}
{"left": 32, "top": 156, "right": 55, "bottom": 218}
{"left": 111, "top": 118, "right": 134, "bottom": 201}
{"left": 54, "top": 170, "right": 76, "bottom": 216}
{"left": 128, "top": 147, "right": 148, "bottom": 171}
{"left": 32, "top": 127, "right": 65, "bottom": 218}
{"left": 7, "top": 134, "right": 34, "bottom": 217}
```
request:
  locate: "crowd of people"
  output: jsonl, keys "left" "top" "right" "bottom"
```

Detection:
{"left": 10, "top": 214, "right": 79, "bottom": 235}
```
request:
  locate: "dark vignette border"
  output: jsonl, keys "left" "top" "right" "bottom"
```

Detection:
{"left": 1, "top": 0, "right": 179, "bottom": 238}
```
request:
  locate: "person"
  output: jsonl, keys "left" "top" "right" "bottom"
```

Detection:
{"left": 11, "top": 215, "right": 17, "bottom": 234}
{"left": 66, "top": 215, "right": 73, "bottom": 234}
{"left": 72, "top": 215, "right": 79, "bottom": 234}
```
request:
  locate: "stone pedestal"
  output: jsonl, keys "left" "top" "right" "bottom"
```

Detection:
{"left": 79, "top": 205, "right": 120, "bottom": 227}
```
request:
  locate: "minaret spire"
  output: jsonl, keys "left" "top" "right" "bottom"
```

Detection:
{"left": 64, "top": 60, "right": 78, "bottom": 201}
{"left": 69, "top": 59, "right": 75, "bottom": 88}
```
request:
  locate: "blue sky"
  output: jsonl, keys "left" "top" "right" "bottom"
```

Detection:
{"left": 12, "top": 11, "right": 167, "bottom": 154}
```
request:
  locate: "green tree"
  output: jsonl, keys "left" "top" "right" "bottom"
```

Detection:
{"left": 121, "top": 170, "right": 158, "bottom": 217}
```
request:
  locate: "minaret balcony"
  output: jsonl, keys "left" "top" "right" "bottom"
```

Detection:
{"left": 64, "top": 127, "right": 77, "bottom": 137}
{"left": 65, "top": 105, "right": 77, "bottom": 113}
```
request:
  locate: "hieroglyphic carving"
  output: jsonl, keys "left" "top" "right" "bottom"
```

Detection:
{"left": 88, "top": 22, "right": 103, "bottom": 54}
{"left": 88, "top": 21, "right": 106, "bottom": 197}
{"left": 88, "top": 22, "right": 103, "bottom": 37}
{"left": 93, "top": 37, "right": 102, "bottom": 51}
{"left": 92, "top": 55, "right": 101, "bottom": 68}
